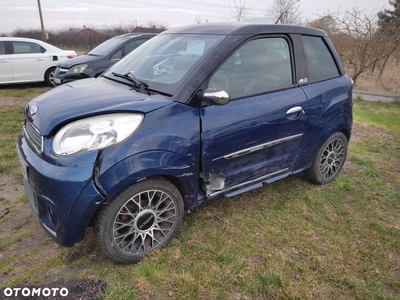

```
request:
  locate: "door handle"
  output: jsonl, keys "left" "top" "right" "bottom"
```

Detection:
{"left": 286, "top": 106, "right": 304, "bottom": 115}
{"left": 286, "top": 106, "right": 305, "bottom": 120}
{"left": 0, "top": 60, "right": 8, "bottom": 63}
{"left": 36, "top": 58, "right": 44, "bottom": 61}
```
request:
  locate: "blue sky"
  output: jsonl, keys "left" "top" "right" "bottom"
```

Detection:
{"left": 0, "top": 0, "right": 391, "bottom": 34}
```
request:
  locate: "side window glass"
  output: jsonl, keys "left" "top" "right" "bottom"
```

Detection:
{"left": 0, "top": 41, "right": 5, "bottom": 55}
{"left": 208, "top": 38, "right": 293, "bottom": 99}
{"left": 111, "top": 39, "right": 148, "bottom": 60}
{"left": 303, "top": 36, "right": 340, "bottom": 83}
{"left": 110, "top": 49, "right": 122, "bottom": 60}
{"left": 12, "top": 42, "right": 43, "bottom": 54}
{"left": 123, "top": 39, "right": 147, "bottom": 57}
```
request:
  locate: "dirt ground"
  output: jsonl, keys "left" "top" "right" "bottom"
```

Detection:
{"left": 0, "top": 89, "right": 391, "bottom": 299}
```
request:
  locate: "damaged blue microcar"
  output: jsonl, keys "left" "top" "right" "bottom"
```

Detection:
{"left": 17, "top": 23, "right": 353, "bottom": 263}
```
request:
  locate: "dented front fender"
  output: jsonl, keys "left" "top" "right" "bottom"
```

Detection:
{"left": 98, "top": 150, "right": 201, "bottom": 209}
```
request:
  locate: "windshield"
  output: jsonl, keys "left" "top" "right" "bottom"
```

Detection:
{"left": 87, "top": 37, "right": 123, "bottom": 56}
{"left": 103, "top": 34, "right": 225, "bottom": 96}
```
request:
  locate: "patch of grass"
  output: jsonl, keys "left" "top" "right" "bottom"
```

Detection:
{"left": 353, "top": 98, "right": 400, "bottom": 131}
{"left": 0, "top": 254, "right": 16, "bottom": 276}
{"left": 44, "top": 252, "right": 68, "bottom": 269}
{"left": 0, "top": 231, "right": 33, "bottom": 251}
{"left": 0, "top": 107, "right": 25, "bottom": 180}
{"left": 0, "top": 84, "right": 51, "bottom": 98}
{"left": 98, "top": 281, "right": 137, "bottom": 300}
{"left": 0, "top": 98, "right": 399, "bottom": 299}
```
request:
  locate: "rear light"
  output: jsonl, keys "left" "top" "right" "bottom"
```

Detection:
{"left": 67, "top": 55, "right": 75, "bottom": 59}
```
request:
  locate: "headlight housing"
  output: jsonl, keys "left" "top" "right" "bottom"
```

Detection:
{"left": 66, "top": 64, "right": 88, "bottom": 75}
{"left": 53, "top": 113, "right": 143, "bottom": 156}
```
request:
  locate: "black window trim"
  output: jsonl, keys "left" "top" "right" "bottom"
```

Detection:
{"left": 205, "top": 34, "right": 297, "bottom": 102}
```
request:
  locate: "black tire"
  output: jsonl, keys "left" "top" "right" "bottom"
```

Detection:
{"left": 305, "top": 132, "right": 348, "bottom": 184}
{"left": 94, "top": 178, "right": 184, "bottom": 263}
{"left": 44, "top": 67, "right": 56, "bottom": 87}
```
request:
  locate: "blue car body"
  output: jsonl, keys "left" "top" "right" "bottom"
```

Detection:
{"left": 17, "top": 23, "right": 353, "bottom": 249}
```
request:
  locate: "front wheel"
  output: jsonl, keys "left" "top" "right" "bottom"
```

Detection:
{"left": 94, "top": 178, "right": 184, "bottom": 263}
{"left": 305, "top": 132, "right": 348, "bottom": 184}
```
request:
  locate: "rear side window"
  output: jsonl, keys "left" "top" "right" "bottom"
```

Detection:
{"left": 12, "top": 41, "right": 45, "bottom": 54}
{"left": 302, "top": 36, "right": 340, "bottom": 83}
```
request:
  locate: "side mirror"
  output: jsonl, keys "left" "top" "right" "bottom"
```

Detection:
{"left": 202, "top": 87, "right": 230, "bottom": 106}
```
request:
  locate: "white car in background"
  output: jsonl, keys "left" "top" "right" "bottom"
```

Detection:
{"left": 0, "top": 37, "right": 77, "bottom": 86}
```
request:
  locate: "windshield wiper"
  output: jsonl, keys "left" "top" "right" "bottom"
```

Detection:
{"left": 112, "top": 71, "right": 149, "bottom": 94}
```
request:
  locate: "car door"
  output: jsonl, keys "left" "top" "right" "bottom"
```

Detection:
{"left": 200, "top": 37, "right": 309, "bottom": 196}
{"left": 293, "top": 35, "right": 352, "bottom": 170}
{"left": 0, "top": 41, "right": 13, "bottom": 82}
{"left": 9, "top": 41, "right": 49, "bottom": 81}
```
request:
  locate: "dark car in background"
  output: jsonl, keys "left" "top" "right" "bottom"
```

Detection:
{"left": 53, "top": 33, "right": 155, "bottom": 85}
{"left": 18, "top": 23, "right": 353, "bottom": 263}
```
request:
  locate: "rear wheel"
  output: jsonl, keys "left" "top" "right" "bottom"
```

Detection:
{"left": 44, "top": 67, "right": 56, "bottom": 87}
{"left": 305, "top": 132, "right": 348, "bottom": 184}
{"left": 94, "top": 178, "right": 184, "bottom": 263}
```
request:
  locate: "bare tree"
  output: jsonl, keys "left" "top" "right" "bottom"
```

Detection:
{"left": 307, "top": 15, "right": 337, "bottom": 35}
{"left": 117, "top": 20, "right": 140, "bottom": 33}
{"left": 228, "top": 0, "right": 257, "bottom": 22}
{"left": 266, "top": 0, "right": 302, "bottom": 24}
{"left": 146, "top": 20, "right": 168, "bottom": 30}
{"left": 310, "top": 7, "right": 400, "bottom": 84}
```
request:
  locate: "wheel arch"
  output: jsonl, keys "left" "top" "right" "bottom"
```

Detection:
{"left": 162, "top": 175, "right": 190, "bottom": 208}
{"left": 89, "top": 174, "right": 191, "bottom": 228}
{"left": 294, "top": 112, "right": 352, "bottom": 173}
{"left": 339, "top": 127, "right": 351, "bottom": 141}
{"left": 97, "top": 150, "right": 200, "bottom": 211}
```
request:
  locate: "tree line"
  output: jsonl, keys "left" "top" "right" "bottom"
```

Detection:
{"left": 2, "top": 0, "right": 399, "bottom": 86}
{"left": 0, "top": 20, "right": 168, "bottom": 50}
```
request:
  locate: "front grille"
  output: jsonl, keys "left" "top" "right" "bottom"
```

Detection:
{"left": 24, "top": 121, "right": 43, "bottom": 154}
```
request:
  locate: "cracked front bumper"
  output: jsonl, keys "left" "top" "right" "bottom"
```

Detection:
{"left": 17, "top": 133, "right": 106, "bottom": 246}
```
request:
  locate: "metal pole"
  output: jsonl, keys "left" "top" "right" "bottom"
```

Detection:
{"left": 37, "top": 0, "right": 46, "bottom": 41}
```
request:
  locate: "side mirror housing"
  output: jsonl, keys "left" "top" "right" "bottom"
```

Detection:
{"left": 202, "top": 87, "right": 230, "bottom": 106}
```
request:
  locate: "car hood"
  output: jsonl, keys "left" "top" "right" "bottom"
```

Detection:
{"left": 57, "top": 54, "right": 100, "bottom": 68}
{"left": 26, "top": 78, "right": 173, "bottom": 135}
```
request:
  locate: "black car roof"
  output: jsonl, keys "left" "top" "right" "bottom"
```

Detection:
{"left": 162, "top": 22, "right": 327, "bottom": 37}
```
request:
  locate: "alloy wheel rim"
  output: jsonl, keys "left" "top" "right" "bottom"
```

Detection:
{"left": 113, "top": 190, "right": 177, "bottom": 254}
{"left": 319, "top": 138, "right": 345, "bottom": 179}
{"left": 49, "top": 71, "right": 55, "bottom": 86}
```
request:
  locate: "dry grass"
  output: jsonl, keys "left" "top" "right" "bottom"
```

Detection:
{"left": 0, "top": 92, "right": 399, "bottom": 299}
